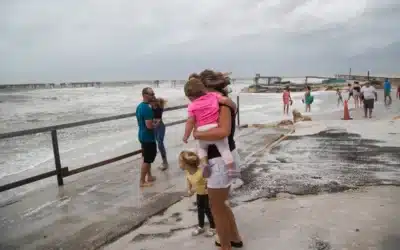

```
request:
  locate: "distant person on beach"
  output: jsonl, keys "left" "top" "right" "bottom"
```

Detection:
{"left": 360, "top": 81, "right": 378, "bottom": 118}
{"left": 303, "top": 85, "right": 313, "bottom": 112}
{"left": 353, "top": 81, "right": 361, "bottom": 108}
{"left": 347, "top": 83, "right": 354, "bottom": 101}
{"left": 193, "top": 70, "right": 242, "bottom": 249}
{"left": 136, "top": 87, "right": 157, "bottom": 187}
{"left": 150, "top": 97, "right": 169, "bottom": 170}
{"left": 282, "top": 86, "right": 292, "bottom": 115}
{"left": 182, "top": 78, "right": 237, "bottom": 171}
{"left": 336, "top": 88, "right": 343, "bottom": 106}
{"left": 179, "top": 150, "right": 216, "bottom": 237}
{"left": 383, "top": 78, "right": 392, "bottom": 104}
{"left": 397, "top": 85, "right": 400, "bottom": 99}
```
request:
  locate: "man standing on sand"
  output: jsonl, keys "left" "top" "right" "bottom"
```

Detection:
{"left": 360, "top": 81, "right": 378, "bottom": 118}
{"left": 383, "top": 78, "right": 392, "bottom": 104}
{"left": 136, "top": 87, "right": 157, "bottom": 187}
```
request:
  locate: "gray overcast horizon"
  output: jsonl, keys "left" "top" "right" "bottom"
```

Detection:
{"left": 1, "top": 0, "right": 399, "bottom": 84}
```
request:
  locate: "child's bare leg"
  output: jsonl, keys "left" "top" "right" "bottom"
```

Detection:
{"left": 214, "top": 138, "right": 234, "bottom": 168}
{"left": 197, "top": 140, "right": 210, "bottom": 167}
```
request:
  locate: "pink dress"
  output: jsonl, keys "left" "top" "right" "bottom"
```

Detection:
{"left": 188, "top": 92, "right": 221, "bottom": 127}
{"left": 283, "top": 91, "right": 290, "bottom": 105}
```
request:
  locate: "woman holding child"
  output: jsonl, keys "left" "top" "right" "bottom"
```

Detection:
{"left": 181, "top": 70, "right": 243, "bottom": 250}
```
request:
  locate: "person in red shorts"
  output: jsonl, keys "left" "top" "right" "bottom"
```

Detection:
{"left": 397, "top": 85, "right": 400, "bottom": 100}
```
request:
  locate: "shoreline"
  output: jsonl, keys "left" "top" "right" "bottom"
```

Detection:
{"left": 242, "top": 81, "right": 390, "bottom": 94}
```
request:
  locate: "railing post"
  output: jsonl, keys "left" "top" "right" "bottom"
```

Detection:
{"left": 236, "top": 95, "right": 240, "bottom": 127}
{"left": 51, "top": 130, "right": 64, "bottom": 186}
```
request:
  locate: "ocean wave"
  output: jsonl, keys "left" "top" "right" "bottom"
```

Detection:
{"left": 0, "top": 85, "right": 335, "bottom": 187}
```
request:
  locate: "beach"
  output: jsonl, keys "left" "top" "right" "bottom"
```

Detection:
{"left": 0, "top": 82, "right": 399, "bottom": 249}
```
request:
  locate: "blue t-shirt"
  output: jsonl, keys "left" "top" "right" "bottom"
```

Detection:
{"left": 136, "top": 102, "right": 155, "bottom": 143}
{"left": 384, "top": 80, "right": 391, "bottom": 91}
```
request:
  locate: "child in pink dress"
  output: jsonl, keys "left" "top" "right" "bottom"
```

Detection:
{"left": 282, "top": 86, "right": 292, "bottom": 115}
{"left": 182, "top": 78, "right": 236, "bottom": 169}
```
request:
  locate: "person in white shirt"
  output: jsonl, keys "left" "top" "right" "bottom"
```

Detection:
{"left": 360, "top": 81, "right": 378, "bottom": 118}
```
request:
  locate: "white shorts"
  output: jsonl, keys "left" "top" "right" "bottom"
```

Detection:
{"left": 207, "top": 149, "right": 241, "bottom": 189}
{"left": 197, "top": 123, "right": 234, "bottom": 165}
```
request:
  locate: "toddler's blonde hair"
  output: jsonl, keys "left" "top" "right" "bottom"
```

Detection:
{"left": 184, "top": 78, "right": 207, "bottom": 98}
{"left": 179, "top": 150, "right": 200, "bottom": 170}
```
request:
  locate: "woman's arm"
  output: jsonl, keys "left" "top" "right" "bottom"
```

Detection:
{"left": 218, "top": 96, "right": 237, "bottom": 113}
{"left": 193, "top": 105, "right": 232, "bottom": 141}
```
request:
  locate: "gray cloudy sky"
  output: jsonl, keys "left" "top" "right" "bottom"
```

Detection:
{"left": 1, "top": 0, "right": 399, "bottom": 83}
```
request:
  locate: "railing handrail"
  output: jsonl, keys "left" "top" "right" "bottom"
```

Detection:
{"left": 0, "top": 104, "right": 187, "bottom": 140}
{"left": 0, "top": 96, "right": 241, "bottom": 193}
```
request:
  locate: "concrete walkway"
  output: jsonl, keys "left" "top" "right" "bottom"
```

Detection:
{"left": 106, "top": 186, "right": 400, "bottom": 250}
{"left": 0, "top": 127, "right": 286, "bottom": 250}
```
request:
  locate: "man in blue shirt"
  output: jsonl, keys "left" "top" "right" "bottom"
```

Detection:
{"left": 383, "top": 78, "right": 392, "bottom": 104}
{"left": 136, "top": 87, "right": 157, "bottom": 187}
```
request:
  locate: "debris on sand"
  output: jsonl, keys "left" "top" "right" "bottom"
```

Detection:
{"left": 293, "top": 109, "right": 312, "bottom": 123}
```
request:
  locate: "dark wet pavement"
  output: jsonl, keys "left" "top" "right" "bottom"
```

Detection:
{"left": 233, "top": 119, "right": 400, "bottom": 204}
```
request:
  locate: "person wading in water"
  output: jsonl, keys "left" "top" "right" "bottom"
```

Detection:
{"left": 303, "top": 85, "right": 313, "bottom": 112}
{"left": 336, "top": 88, "right": 343, "bottom": 106}
{"left": 347, "top": 83, "right": 354, "bottom": 102}
{"left": 282, "top": 86, "right": 292, "bottom": 115}
{"left": 353, "top": 81, "right": 361, "bottom": 108}
{"left": 383, "top": 78, "right": 392, "bottom": 105}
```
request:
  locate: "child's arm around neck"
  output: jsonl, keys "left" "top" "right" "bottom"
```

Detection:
{"left": 217, "top": 95, "right": 237, "bottom": 113}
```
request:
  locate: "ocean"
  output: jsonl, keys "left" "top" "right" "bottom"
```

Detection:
{"left": 0, "top": 79, "right": 344, "bottom": 202}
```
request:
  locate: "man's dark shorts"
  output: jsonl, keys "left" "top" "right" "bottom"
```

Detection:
{"left": 364, "top": 99, "right": 374, "bottom": 109}
{"left": 141, "top": 142, "right": 157, "bottom": 164}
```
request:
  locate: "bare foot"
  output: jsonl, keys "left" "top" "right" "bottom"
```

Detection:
{"left": 140, "top": 182, "right": 153, "bottom": 188}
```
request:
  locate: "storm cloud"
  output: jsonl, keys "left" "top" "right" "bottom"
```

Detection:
{"left": 0, "top": 0, "right": 399, "bottom": 83}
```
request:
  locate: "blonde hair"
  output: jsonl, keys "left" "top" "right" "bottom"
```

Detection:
{"left": 151, "top": 98, "right": 167, "bottom": 108}
{"left": 178, "top": 150, "right": 200, "bottom": 170}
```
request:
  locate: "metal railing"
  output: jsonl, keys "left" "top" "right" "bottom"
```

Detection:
{"left": 0, "top": 96, "right": 241, "bottom": 192}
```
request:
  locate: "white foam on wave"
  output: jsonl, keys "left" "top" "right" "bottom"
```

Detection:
{"left": 0, "top": 84, "right": 339, "bottom": 197}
